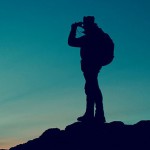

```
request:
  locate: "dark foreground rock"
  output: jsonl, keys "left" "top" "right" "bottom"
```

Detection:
{"left": 9, "top": 120, "right": 150, "bottom": 150}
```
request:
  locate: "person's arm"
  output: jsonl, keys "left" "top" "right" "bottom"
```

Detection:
{"left": 68, "top": 23, "right": 84, "bottom": 47}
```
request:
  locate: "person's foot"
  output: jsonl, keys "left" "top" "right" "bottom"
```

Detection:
{"left": 77, "top": 115, "right": 94, "bottom": 122}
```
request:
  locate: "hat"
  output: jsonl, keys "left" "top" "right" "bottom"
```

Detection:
{"left": 83, "top": 16, "right": 95, "bottom": 25}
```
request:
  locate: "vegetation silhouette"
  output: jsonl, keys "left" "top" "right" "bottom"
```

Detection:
{"left": 68, "top": 16, "right": 114, "bottom": 123}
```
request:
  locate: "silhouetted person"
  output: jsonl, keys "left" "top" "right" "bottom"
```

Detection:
{"left": 68, "top": 16, "right": 112, "bottom": 123}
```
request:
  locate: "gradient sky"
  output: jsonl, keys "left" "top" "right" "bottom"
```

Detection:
{"left": 0, "top": 0, "right": 150, "bottom": 149}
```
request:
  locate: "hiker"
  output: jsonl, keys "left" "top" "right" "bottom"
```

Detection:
{"left": 68, "top": 16, "right": 114, "bottom": 123}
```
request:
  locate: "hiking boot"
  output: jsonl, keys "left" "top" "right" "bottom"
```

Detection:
{"left": 77, "top": 114, "right": 94, "bottom": 122}
{"left": 77, "top": 97, "right": 94, "bottom": 122}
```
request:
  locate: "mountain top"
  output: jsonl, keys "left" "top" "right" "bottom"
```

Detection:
{"left": 9, "top": 120, "right": 150, "bottom": 150}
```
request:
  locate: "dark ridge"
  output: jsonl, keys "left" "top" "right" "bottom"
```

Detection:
{"left": 9, "top": 120, "right": 150, "bottom": 150}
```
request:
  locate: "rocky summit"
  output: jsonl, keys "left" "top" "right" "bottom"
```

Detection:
{"left": 9, "top": 120, "right": 150, "bottom": 150}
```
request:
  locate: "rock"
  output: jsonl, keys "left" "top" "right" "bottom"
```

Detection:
{"left": 9, "top": 120, "right": 150, "bottom": 150}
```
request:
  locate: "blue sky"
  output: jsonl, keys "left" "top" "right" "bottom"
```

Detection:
{"left": 0, "top": 0, "right": 150, "bottom": 149}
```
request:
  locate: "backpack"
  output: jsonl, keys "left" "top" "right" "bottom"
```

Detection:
{"left": 100, "top": 33, "right": 114, "bottom": 66}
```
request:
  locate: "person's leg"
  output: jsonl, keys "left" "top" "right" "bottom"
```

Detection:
{"left": 78, "top": 63, "right": 105, "bottom": 123}
{"left": 77, "top": 71, "right": 95, "bottom": 122}
{"left": 94, "top": 87, "right": 106, "bottom": 123}
{"left": 84, "top": 70, "right": 106, "bottom": 123}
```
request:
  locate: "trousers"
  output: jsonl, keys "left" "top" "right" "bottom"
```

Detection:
{"left": 81, "top": 61, "right": 105, "bottom": 121}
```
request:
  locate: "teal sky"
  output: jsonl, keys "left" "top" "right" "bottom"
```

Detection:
{"left": 0, "top": 0, "right": 150, "bottom": 149}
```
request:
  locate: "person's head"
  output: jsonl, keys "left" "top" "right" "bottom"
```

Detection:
{"left": 83, "top": 16, "right": 95, "bottom": 27}
{"left": 82, "top": 16, "right": 98, "bottom": 34}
